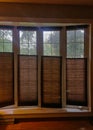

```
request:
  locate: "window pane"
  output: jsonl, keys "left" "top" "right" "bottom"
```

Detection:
{"left": 4, "top": 43, "right": 12, "bottom": 52}
{"left": 43, "top": 31, "right": 60, "bottom": 56}
{"left": 67, "top": 31, "right": 75, "bottom": 43}
{"left": 29, "top": 44, "right": 36, "bottom": 55}
{"left": 0, "top": 29, "right": 13, "bottom": 52}
{"left": 0, "top": 30, "right": 4, "bottom": 41}
{"left": 43, "top": 44, "right": 52, "bottom": 56}
{"left": 52, "top": 44, "right": 59, "bottom": 56}
{"left": 76, "top": 30, "right": 84, "bottom": 42}
{"left": 0, "top": 43, "right": 3, "bottom": 52}
{"left": 3, "top": 30, "right": 12, "bottom": 43}
{"left": 19, "top": 30, "right": 37, "bottom": 55}
{"left": 67, "top": 29, "right": 84, "bottom": 58}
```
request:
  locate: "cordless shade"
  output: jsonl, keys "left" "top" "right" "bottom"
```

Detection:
{"left": 0, "top": 53, "right": 14, "bottom": 107}
{"left": 66, "top": 58, "right": 87, "bottom": 106}
{"left": 18, "top": 55, "right": 38, "bottom": 106}
{"left": 41, "top": 56, "right": 62, "bottom": 108}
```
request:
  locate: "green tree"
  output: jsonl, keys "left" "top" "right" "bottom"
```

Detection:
{"left": 67, "top": 30, "right": 84, "bottom": 58}
{"left": 44, "top": 31, "right": 60, "bottom": 56}
{"left": 0, "top": 30, "right": 12, "bottom": 52}
{"left": 20, "top": 31, "right": 36, "bottom": 55}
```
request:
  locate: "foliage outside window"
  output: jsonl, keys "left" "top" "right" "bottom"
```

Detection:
{"left": 43, "top": 31, "right": 60, "bottom": 56}
{"left": 19, "top": 30, "right": 37, "bottom": 55}
{"left": 0, "top": 29, "right": 12, "bottom": 52}
{"left": 67, "top": 29, "right": 84, "bottom": 58}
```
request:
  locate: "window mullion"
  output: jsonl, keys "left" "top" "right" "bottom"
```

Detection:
{"left": 37, "top": 28, "right": 43, "bottom": 107}
{"left": 13, "top": 27, "right": 20, "bottom": 107}
{"left": 84, "top": 27, "right": 91, "bottom": 110}
{"left": 60, "top": 27, "right": 66, "bottom": 108}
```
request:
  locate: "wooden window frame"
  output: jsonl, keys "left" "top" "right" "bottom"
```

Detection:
{"left": 0, "top": 24, "right": 91, "bottom": 119}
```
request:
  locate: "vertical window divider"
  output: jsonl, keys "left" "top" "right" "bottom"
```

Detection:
{"left": 84, "top": 26, "right": 91, "bottom": 110}
{"left": 37, "top": 28, "right": 43, "bottom": 107}
{"left": 60, "top": 27, "right": 66, "bottom": 108}
{"left": 13, "top": 27, "right": 20, "bottom": 107}
{"left": 91, "top": 24, "right": 93, "bottom": 112}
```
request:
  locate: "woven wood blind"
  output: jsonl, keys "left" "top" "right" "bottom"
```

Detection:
{"left": 66, "top": 58, "right": 87, "bottom": 106}
{"left": 18, "top": 55, "right": 38, "bottom": 106}
{"left": 0, "top": 53, "right": 14, "bottom": 107}
{"left": 41, "top": 56, "right": 62, "bottom": 108}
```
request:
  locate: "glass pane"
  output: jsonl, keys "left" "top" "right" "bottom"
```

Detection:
{"left": 0, "top": 43, "right": 3, "bottom": 52}
{"left": 75, "top": 43, "right": 84, "bottom": 58}
{"left": 67, "top": 43, "right": 75, "bottom": 58}
{"left": 76, "top": 30, "right": 84, "bottom": 42}
{"left": 19, "top": 30, "right": 37, "bottom": 55}
{"left": 20, "top": 31, "right": 29, "bottom": 44}
{"left": 20, "top": 48, "right": 28, "bottom": 55}
{"left": 67, "top": 30, "right": 84, "bottom": 58}
{"left": 43, "top": 44, "right": 52, "bottom": 56}
{"left": 29, "top": 44, "right": 36, "bottom": 55}
{"left": 0, "top": 29, "right": 13, "bottom": 52}
{"left": 67, "top": 31, "right": 75, "bottom": 43}
{"left": 43, "top": 31, "right": 60, "bottom": 56}
{"left": 3, "top": 30, "right": 12, "bottom": 43}
{"left": 52, "top": 44, "right": 59, "bottom": 56}
{"left": 4, "top": 43, "right": 12, "bottom": 52}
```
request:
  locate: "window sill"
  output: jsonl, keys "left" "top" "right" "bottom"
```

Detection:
{"left": 0, "top": 107, "right": 92, "bottom": 119}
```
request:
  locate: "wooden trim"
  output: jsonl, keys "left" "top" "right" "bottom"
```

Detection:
{"left": 90, "top": 24, "right": 93, "bottom": 112}
{"left": 0, "top": 23, "right": 91, "bottom": 116}
{"left": 60, "top": 27, "right": 66, "bottom": 107}
{"left": 0, "top": 108, "right": 92, "bottom": 118}
{"left": 13, "top": 27, "right": 20, "bottom": 107}
{"left": 0, "top": 17, "right": 93, "bottom": 24}
{"left": 84, "top": 26, "right": 91, "bottom": 110}
{"left": 37, "top": 28, "right": 43, "bottom": 107}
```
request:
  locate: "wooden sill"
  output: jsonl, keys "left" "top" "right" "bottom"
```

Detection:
{"left": 0, "top": 107, "right": 92, "bottom": 118}
{"left": 0, "top": 107, "right": 92, "bottom": 125}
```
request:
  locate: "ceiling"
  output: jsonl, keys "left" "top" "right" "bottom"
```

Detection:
{"left": 0, "top": 0, "right": 93, "bottom": 6}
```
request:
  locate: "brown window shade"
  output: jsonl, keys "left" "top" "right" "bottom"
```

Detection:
{"left": 41, "top": 56, "right": 62, "bottom": 108}
{"left": 18, "top": 55, "right": 38, "bottom": 106}
{"left": 66, "top": 58, "right": 87, "bottom": 106}
{"left": 0, "top": 53, "right": 14, "bottom": 107}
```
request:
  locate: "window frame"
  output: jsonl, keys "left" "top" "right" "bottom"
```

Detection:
{"left": 0, "top": 24, "right": 91, "bottom": 119}
{"left": 65, "top": 26, "right": 90, "bottom": 109}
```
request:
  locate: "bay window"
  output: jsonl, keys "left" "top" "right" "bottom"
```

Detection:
{"left": 0, "top": 25, "right": 90, "bottom": 111}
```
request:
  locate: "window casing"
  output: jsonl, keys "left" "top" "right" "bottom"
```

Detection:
{"left": 0, "top": 25, "right": 90, "bottom": 111}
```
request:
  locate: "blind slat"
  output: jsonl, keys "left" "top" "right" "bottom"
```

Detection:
{"left": 0, "top": 53, "right": 14, "bottom": 107}
{"left": 18, "top": 55, "right": 38, "bottom": 106}
{"left": 41, "top": 56, "right": 62, "bottom": 108}
{"left": 66, "top": 58, "right": 87, "bottom": 106}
